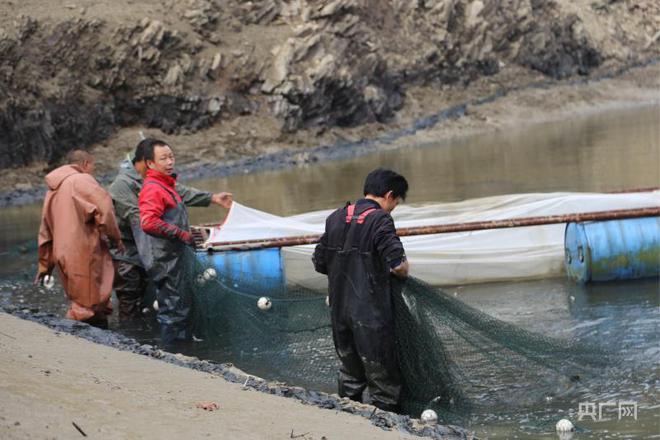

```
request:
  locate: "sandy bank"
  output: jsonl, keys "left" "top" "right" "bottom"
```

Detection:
{"left": 0, "top": 312, "right": 468, "bottom": 439}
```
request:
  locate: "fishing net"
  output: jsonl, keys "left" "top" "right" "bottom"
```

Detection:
{"left": 177, "top": 249, "right": 612, "bottom": 423}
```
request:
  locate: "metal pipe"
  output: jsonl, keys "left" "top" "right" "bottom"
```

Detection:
{"left": 202, "top": 206, "right": 660, "bottom": 252}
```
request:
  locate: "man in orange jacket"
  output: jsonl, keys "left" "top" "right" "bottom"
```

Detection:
{"left": 37, "top": 150, "right": 124, "bottom": 327}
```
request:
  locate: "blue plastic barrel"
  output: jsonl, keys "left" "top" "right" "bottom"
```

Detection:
{"left": 564, "top": 217, "right": 660, "bottom": 283}
{"left": 197, "top": 248, "right": 285, "bottom": 292}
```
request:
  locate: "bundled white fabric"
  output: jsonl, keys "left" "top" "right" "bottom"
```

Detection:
{"left": 205, "top": 202, "right": 323, "bottom": 244}
{"left": 204, "top": 191, "right": 660, "bottom": 286}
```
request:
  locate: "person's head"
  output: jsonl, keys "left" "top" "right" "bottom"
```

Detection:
{"left": 363, "top": 168, "right": 408, "bottom": 213}
{"left": 67, "top": 149, "right": 95, "bottom": 175}
{"left": 134, "top": 138, "right": 173, "bottom": 177}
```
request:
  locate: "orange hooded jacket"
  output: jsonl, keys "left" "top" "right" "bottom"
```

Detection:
{"left": 37, "top": 164, "right": 121, "bottom": 320}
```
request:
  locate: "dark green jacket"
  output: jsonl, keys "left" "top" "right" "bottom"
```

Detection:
{"left": 108, "top": 160, "right": 212, "bottom": 267}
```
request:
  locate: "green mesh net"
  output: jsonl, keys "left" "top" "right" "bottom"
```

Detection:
{"left": 178, "top": 250, "right": 611, "bottom": 423}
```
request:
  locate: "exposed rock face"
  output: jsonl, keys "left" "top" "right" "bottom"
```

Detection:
{"left": 262, "top": 1, "right": 405, "bottom": 132}
{"left": 0, "top": 0, "right": 658, "bottom": 168}
{"left": 516, "top": 2, "right": 602, "bottom": 78}
{"left": 0, "top": 16, "right": 227, "bottom": 167}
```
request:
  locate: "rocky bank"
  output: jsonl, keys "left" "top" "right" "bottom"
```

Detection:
{"left": 0, "top": 0, "right": 658, "bottom": 192}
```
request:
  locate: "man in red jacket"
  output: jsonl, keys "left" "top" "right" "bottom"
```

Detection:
{"left": 137, "top": 140, "right": 207, "bottom": 344}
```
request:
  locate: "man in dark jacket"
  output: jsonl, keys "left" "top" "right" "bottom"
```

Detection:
{"left": 109, "top": 138, "right": 232, "bottom": 319}
{"left": 313, "top": 168, "right": 409, "bottom": 412}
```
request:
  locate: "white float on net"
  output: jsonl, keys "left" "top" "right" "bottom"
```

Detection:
{"left": 257, "top": 297, "right": 272, "bottom": 311}
{"left": 421, "top": 409, "right": 438, "bottom": 424}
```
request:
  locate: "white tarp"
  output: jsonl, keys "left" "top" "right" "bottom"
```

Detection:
{"left": 203, "top": 191, "right": 659, "bottom": 286}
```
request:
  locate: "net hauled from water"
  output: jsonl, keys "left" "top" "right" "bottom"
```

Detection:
{"left": 184, "top": 250, "right": 613, "bottom": 423}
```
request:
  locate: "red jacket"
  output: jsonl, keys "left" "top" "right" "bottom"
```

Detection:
{"left": 138, "top": 169, "right": 192, "bottom": 244}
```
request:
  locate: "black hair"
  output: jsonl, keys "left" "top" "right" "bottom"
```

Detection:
{"left": 363, "top": 168, "right": 409, "bottom": 200}
{"left": 134, "top": 138, "right": 169, "bottom": 164}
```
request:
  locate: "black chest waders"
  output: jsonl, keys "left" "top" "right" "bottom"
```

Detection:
{"left": 139, "top": 181, "right": 193, "bottom": 345}
{"left": 326, "top": 203, "right": 402, "bottom": 412}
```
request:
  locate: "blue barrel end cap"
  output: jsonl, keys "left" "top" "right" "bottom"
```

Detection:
{"left": 565, "top": 222, "right": 590, "bottom": 283}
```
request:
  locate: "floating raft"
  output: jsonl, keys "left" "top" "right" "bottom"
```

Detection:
{"left": 193, "top": 191, "right": 660, "bottom": 285}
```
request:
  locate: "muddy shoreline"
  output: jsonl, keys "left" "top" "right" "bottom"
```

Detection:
{"left": 0, "top": 304, "right": 470, "bottom": 439}
{"left": 1, "top": 58, "right": 658, "bottom": 209}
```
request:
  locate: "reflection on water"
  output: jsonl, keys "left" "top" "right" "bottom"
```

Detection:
{"left": 0, "top": 105, "right": 658, "bottom": 439}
